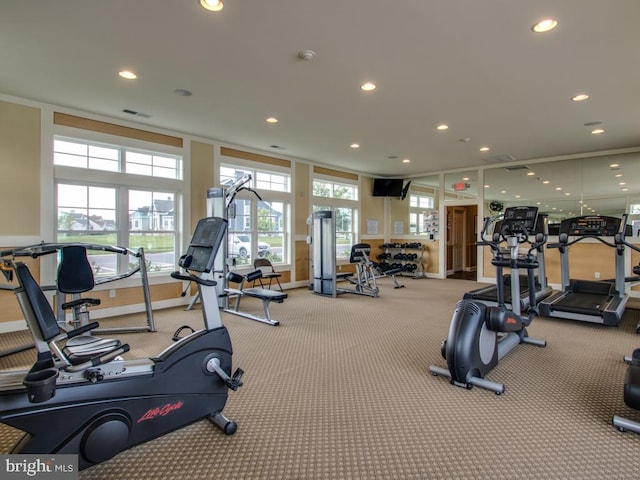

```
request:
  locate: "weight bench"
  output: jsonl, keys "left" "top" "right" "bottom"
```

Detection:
{"left": 372, "top": 263, "right": 405, "bottom": 289}
{"left": 224, "top": 270, "right": 287, "bottom": 326}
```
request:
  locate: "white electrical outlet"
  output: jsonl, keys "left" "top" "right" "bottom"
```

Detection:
{"left": 594, "top": 272, "right": 600, "bottom": 279}
{"left": 109, "top": 289, "right": 116, "bottom": 298}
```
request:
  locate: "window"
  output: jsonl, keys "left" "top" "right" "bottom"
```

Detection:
{"left": 220, "top": 163, "right": 291, "bottom": 266}
{"left": 220, "top": 165, "right": 290, "bottom": 193}
{"left": 312, "top": 178, "right": 359, "bottom": 259}
{"left": 54, "top": 138, "right": 182, "bottom": 179}
{"left": 313, "top": 180, "right": 357, "bottom": 200}
{"left": 409, "top": 193, "right": 434, "bottom": 234}
{"left": 54, "top": 137, "right": 183, "bottom": 276}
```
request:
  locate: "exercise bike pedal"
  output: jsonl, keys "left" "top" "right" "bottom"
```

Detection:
{"left": 226, "top": 368, "right": 244, "bottom": 391}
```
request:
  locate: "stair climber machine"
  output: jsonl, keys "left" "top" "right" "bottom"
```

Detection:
{"left": 538, "top": 215, "right": 628, "bottom": 326}
{"left": 0, "top": 217, "right": 243, "bottom": 470}
{"left": 429, "top": 206, "right": 547, "bottom": 394}
{"left": 464, "top": 213, "right": 553, "bottom": 312}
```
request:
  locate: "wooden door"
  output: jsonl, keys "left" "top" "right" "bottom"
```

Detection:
{"left": 452, "top": 208, "right": 465, "bottom": 272}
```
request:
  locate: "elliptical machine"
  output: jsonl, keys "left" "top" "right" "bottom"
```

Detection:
{"left": 0, "top": 217, "right": 243, "bottom": 470}
{"left": 429, "top": 206, "right": 547, "bottom": 394}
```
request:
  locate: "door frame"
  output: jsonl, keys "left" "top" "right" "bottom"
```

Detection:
{"left": 442, "top": 200, "right": 480, "bottom": 279}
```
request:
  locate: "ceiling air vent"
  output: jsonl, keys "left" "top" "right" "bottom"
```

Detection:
{"left": 482, "top": 154, "right": 516, "bottom": 164}
{"left": 503, "top": 165, "right": 530, "bottom": 172}
{"left": 122, "top": 109, "right": 151, "bottom": 118}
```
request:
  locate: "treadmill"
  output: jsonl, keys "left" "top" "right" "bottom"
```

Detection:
{"left": 464, "top": 213, "right": 553, "bottom": 312}
{"left": 538, "top": 215, "right": 628, "bottom": 326}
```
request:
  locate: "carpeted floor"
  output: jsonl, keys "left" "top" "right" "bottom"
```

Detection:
{"left": 2, "top": 277, "right": 640, "bottom": 479}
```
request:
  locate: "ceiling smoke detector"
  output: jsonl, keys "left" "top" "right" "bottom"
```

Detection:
{"left": 298, "top": 50, "right": 316, "bottom": 61}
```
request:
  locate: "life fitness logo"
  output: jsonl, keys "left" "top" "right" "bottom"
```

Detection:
{"left": 137, "top": 400, "right": 184, "bottom": 423}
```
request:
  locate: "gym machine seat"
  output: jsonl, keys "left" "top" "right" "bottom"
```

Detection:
{"left": 57, "top": 245, "right": 121, "bottom": 355}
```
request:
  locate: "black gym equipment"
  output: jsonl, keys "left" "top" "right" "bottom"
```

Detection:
{"left": 0, "top": 243, "right": 155, "bottom": 360}
{"left": 464, "top": 213, "right": 552, "bottom": 313}
{"left": 613, "top": 343, "right": 640, "bottom": 434}
{"left": 612, "top": 237, "right": 640, "bottom": 434}
{"left": 224, "top": 269, "right": 288, "bottom": 326}
{"left": 538, "top": 215, "right": 628, "bottom": 326}
{"left": 429, "top": 206, "right": 547, "bottom": 394}
{"left": 0, "top": 217, "right": 243, "bottom": 470}
{"left": 336, "top": 244, "right": 381, "bottom": 297}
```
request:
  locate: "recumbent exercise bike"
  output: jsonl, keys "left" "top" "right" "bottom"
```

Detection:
{"left": 0, "top": 217, "right": 243, "bottom": 470}
{"left": 429, "top": 206, "right": 547, "bottom": 394}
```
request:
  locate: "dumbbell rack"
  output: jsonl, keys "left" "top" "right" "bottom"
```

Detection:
{"left": 378, "top": 243, "right": 426, "bottom": 279}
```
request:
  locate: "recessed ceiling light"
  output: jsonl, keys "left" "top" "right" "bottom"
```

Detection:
{"left": 555, "top": 187, "right": 562, "bottom": 191}
{"left": 609, "top": 163, "right": 619, "bottom": 168}
{"left": 527, "top": 172, "right": 535, "bottom": 176}
{"left": 564, "top": 192, "right": 571, "bottom": 196}
{"left": 515, "top": 195, "right": 521, "bottom": 199}
{"left": 479, "top": 146, "right": 490, "bottom": 152}
{"left": 615, "top": 174, "right": 623, "bottom": 178}
{"left": 619, "top": 182, "right": 627, "bottom": 186}
{"left": 200, "top": 0, "right": 223, "bottom": 12}
{"left": 462, "top": 177, "right": 469, "bottom": 181}
{"left": 532, "top": 18, "right": 558, "bottom": 33}
{"left": 402, "top": 158, "right": 411, "bottom": 164}
{"left": 591, "top": 128, "right": 604, "bottom": 134}
{"left": 536, "top": 202, "right": 541, "bottom": 205}
{"left": 571, "top": 94, "right": 589, "bottom": 102}
{"left": 500, "top": 190, "right": 507, "bottom": 194}
{"left": 484, "top": 185, "right": 490, "bottom": 188}
{"left": 622, "top": 188, "right": 629, "bottom": 191}
{"left": 436, "top": 124, "right": 449, "bottom": 131}
{"left": 119, "top": 70, "right": 137, "bottom": 80}
{"left": 350, "top": 143, "right": 360, "bottom": 149}
{"left": 542, "top": 180, "right": 550, "bottom": 184}
{"left": 266, "top": 117, "right": 278, "bottom": 123}
{"left": 360, "top": 82, "right": 376, "bottom": 91}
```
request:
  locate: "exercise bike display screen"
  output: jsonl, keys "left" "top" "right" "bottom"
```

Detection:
{"left": 501, "top": 206, "right": 538, "bottom": 234}
{"left": 184, "top": 217, "right": 228, "bottom": 273}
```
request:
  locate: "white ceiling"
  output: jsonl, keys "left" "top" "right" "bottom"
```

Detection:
{"left": 1, "top": 1, "right": 640, "bottom": 202}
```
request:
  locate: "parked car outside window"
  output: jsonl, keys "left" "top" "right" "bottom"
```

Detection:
{"left": 229, "top": 234, "right": 269, "bottom": 259}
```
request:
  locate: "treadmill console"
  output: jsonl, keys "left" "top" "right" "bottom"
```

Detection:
{"left": 560, "top": 215, "right": 621, "bottom": 237}
{"left": 501, "top": 206, "right": 539, "bottom": 234}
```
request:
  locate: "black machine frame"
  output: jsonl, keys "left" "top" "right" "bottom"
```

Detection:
{"left": 430, "top": 206, "right": 547, "bottom": 394}
{"left": 0, "top": 217, "right": 243, "bottom": 470}
{"left": 539, "top": 215, "right": 628, "bottom": 326}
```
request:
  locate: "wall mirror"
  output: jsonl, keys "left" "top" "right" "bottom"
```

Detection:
{"left": 483, "top": 152, "right": 640, "bottom": 227}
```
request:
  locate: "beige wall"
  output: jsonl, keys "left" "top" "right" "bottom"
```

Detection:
{"left": 0, "top": 101, "right": 40, "bottom": 236}
{"left": 360, "top": 176, "right": 385, "bottom": 236}
{"left": 389, "top": 197, "right": 408, "bottom": 235}
{"left": 190, "top": 140, "right": 215, "bottom": 230}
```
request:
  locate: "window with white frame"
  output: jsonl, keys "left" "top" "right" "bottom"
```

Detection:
{"left": 54, "top": 137, "right": 183, "bottom": 276}
{"left": 312, "top": 178, "right": 359, "bottom": 258}
{"left": 409, "top": 193, "right": 435, "bottom": 234}
{"left": 220, "top": 163, "right": 291, "bottom": 266}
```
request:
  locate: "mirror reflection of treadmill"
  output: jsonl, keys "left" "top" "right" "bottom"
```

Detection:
{"left": 538, "top": 215, "right": 628, "bottom": 326}
{"left": 464, "top": 214, "right": 553, "bottom": 312}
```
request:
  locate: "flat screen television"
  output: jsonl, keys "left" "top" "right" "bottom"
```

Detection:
{"left": 372, "top": 178, "right": 404, "bottom": 197}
